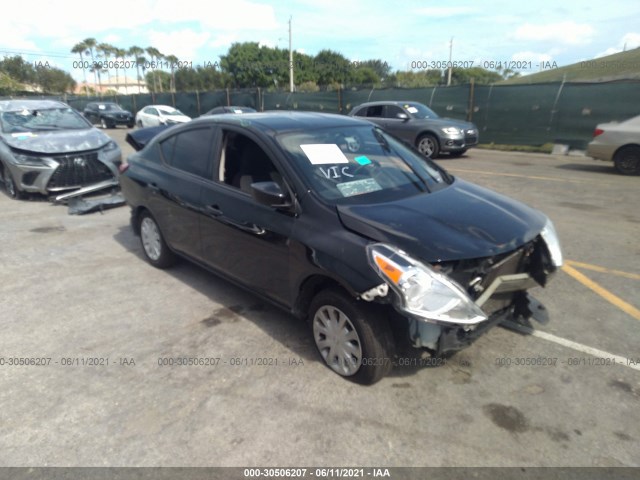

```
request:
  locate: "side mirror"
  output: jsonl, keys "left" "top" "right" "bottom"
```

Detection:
{"left": 396, "top": 113, "right": 409, "bottom": 122}
{"left": 251, "top": 181, "right": 292, "bottom": 208}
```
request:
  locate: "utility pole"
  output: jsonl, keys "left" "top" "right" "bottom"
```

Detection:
{"left": 447, "top": 37, "right": 453, "bottom": 86}
{"left": 289, "top": 16, "right": 294, "bottom": 92}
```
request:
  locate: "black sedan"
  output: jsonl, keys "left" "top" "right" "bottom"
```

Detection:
{"left": 119, "top": 112, "right": 562, "bottom": 384}
{"left": 83, "top": 102, "right": 135, "bottom": 129}
{"left": 349, "top": 101, "right": 478, "bottom": 158}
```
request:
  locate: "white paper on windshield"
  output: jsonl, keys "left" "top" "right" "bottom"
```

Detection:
{"left": 233, "top": 109, "right": 243, "bottom": 113}
{"left": 406, "top": 106, "right": 418, "bottom": 114}
{"left": 98, "top": 105, "right": 106, "bottom": 110}
{"left": 300, "top": 144, "right": 349, "bottom": 165}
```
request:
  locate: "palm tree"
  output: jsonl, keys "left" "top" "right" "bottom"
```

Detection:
{"left": 165, "top": 54, "right": 179, "bottom": 92}
{"left": 146, "top": 46, "right": 163, "bottom": 93}
{"left": 128, "top": 46, "right": 144, "bottom": 93}
{"left": 98, "top": 43, "right": 116, "bottom": 92}
{"left": 114, "top": 47, "right": 128, "bottom": 93}
{"left": 71, "top": 41, "right": 89, "bottom": 95}
{"left": 83, "top": 38, "right": 101, "bottom": 93}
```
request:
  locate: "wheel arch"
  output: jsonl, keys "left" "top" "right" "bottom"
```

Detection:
{"left": 613, "top": 143, "right": 640, "bottom": 160}
{"left": 293, "top": 274, "right": 358, "bottom": 320}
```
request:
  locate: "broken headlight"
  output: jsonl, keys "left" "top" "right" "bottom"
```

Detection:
{"left": 540, "top": 218, "right": 563, "bottom": 268}
{"left": 367, "top": 243, "right": 487, "bottom": 325}
{"left": 12, "top": 153, "right": 47, "bottom": 166}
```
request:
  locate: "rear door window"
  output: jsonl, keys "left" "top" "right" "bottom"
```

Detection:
{"left": 159, "top": 127, "right": 214, "bottom": 178}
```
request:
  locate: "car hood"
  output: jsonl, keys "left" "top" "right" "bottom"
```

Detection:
{"left": 162, "top": 115, "right": 191, "bottom": 123}
{"left": 417, "top": 117, "right": 476, "bottom": 130}
{"left": 2, "top": 129, "right": 111, "bottom": 154}
{"left": 337, "top": 179, "right": 546, "bottom": 262}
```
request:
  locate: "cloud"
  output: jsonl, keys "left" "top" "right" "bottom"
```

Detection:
{"left": 511, "top": 51, "right": 554, "bottom": 63}
{"left": 512, "top": 21, "right": 594, "bottom": 45}
{"left": 210, "top": 34, "right": 240, "bottom": 49}
{"left": 147, "top": 29, "right": 210, "bottom": 61}
{"left": 414, "top": 6, "right": 477, "bottom": 17}
{"left": 595, "top": 32, "right": 640, "bottom": 58}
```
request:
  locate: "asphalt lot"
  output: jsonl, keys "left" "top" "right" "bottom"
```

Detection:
{"left": 0, "top": 128, "right": 639, "bottom": 468}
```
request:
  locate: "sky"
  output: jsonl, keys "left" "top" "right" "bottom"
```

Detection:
{"left": 1, "top": 0, "right": 640, "bottom": 82}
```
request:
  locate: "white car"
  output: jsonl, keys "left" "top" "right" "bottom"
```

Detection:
{"left": 135, "top": 105, "right": 191, "bottom": 128}
{"left": 587, "top": 115, "right": 640, "bottom": 175}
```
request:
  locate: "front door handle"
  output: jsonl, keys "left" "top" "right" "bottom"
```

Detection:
{"left": 205, "top": 204, "right": 223, "bottom": 217}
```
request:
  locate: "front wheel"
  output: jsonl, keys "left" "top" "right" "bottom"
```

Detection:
{"left": 613, "top": 146, "right": 640, "bottom": 175}
{"left": 309, "top": 289, "right": 394, "bottom": 385}
{"left": 416, "top": 134, "right": 439, "bottom": 158}
{"left": 139, "top": 211, "right": 177, "bottom": 268}
{"left": 2, "top": 165, "right": 23, "bottom": 199}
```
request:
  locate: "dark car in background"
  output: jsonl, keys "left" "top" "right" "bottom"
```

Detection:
{"left": 0, "top": 99, "right": 122, "bottom": 199}
{"left": 587, "top": 114, "right": 640, "bottom": 175}
{"left": 349, "top": 101, "right": 478, "bottom": 158}
{"left": 83, "top": 102, "right": 135, "bottom": 129}
{"left": 120, "top": 112, "right": 562, "bottom": 384}
{"left": 202, "top": 106, "right": 257, "bottom": 116}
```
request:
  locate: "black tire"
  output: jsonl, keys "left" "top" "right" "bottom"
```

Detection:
{"left": 100, "top": 117, "right": 111, "bottom": 129}
{"left": 613, "top": 146, "right": 640, "bottom": 175}
{"left": 449, "top": 149, "right": 467, "bottom": 158}
{"left": 2, "top": 165, "right": 23, "bottom": 199}
{"left": 138, "top": 211, "right": 177, "bottom": 268}
{"left": 127, "top": 123, "right": 135, "bottom": 129}
{"left": 416, "top": 133, "right": 439, "bottom": 158}
{"left": 309, "top": 288, "right": 394, "bottom": 385}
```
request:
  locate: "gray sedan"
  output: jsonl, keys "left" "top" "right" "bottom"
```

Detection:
{"left": 349, "top": 101, "right": 478, "bottom": 158}
{"left": 0, "top": 99, "right": 122, "bottom": 199}
{"left": 587, "top": 115, "right": 640, "bottom": 175}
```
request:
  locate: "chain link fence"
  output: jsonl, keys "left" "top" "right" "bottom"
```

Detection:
{"left": 6, "top": 80, "right": 639, "bottom": 148}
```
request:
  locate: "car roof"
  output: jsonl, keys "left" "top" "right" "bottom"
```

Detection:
{"left": 146, "top": 105, "right": 177, "bottom": 111}
{"left": 354, "top": 101, "right": 422, "bottom": 108}
{"left": 0, "top": 99, "right": 70, "bottom": 112}
{"left": 189, "top": 111, "right": 369, "bottom": 135}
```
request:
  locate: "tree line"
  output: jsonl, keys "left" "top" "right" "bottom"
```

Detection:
{"left": 1, "top": 39, "right": 520, "bottom": 95}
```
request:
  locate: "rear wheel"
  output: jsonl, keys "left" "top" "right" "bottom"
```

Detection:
{"left": 139, "top": 211, "right": 177, "bottom": 268}
{"left": 416, "top": 134, "right": 439, "bottom": 158}
{"left": 613, "top": 146, "right": 640, "bottom": 175}
{"left": 309, "top": 289, "right": 394, "bottom": 385}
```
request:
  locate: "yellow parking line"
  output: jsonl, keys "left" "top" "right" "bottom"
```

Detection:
{"left": 565, "top": 260, "right": 640, "bottom": 281}
{"left": 562, "top": 263, "right": 640, "bottom": 321}
{"left": 447, "top": 168, "right": 605, "bottom": 185}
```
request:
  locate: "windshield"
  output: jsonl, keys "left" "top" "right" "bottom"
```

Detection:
{"left": 161, "top": 108, "right": 184, "bottom": 116}
{"left": 277, "top": 125, "right": 451, "bottom": 204}
{"left": 0, "top": 108, "right": 90, "bottom": 133}
{"left": 403, "top": 102, "right": 439, "bottom": 119}
{"left": 99, "top": 103, "right": 123, "bottom": 111}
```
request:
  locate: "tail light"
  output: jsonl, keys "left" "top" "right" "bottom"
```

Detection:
{"left": 593, "top": 128, "right": 604, "bottom": 137}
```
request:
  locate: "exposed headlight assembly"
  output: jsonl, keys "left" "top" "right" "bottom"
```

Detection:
{"left": 102, "top": 140, "right": 119, "bottom": 152}
{"left": 367, "top": 244, "right": 487, "bottom": 325}
{"left": 540, "top": 218, "right": 563, "bottom": 268}
{"left": 12, "top": 153, "right": 48, "bottom": 166}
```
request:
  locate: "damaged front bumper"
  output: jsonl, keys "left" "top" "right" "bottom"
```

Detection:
{"left": 408, "top": 292, "right": 549, "bottom": 355}
{"left": 365, "top": 228, "right": 562, "bottom": 357}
